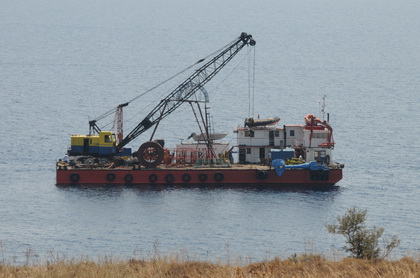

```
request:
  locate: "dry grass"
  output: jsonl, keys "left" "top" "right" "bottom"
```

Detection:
{"left": 1, "top": 254, "right": 420, "bottom": 278}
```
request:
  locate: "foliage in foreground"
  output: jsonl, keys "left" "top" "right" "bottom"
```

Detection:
{"left": 1, "top": 255, "right": 420, "bottom": 278}
{"left": 327, "top": 207, "right": 400, "bottom": 260}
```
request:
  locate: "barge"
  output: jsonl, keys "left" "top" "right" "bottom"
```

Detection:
{"left": 56, "top": 112, "right": 343, "bottom": 189}
{"left": 56, "top": 33, "right": 343, "bottom": 189}
{"left": 56, "top": 165, "right": 343, "bottom": 189}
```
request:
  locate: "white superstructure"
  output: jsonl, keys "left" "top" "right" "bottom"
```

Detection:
{"left": 234, "top": 115, "right": 334, "bottom": 164}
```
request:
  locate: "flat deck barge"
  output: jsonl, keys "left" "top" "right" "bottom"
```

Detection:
{"left": 56, "top": 163, "right": 343, "bottom": 189}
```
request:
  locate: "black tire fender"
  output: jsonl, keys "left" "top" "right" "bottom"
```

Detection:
{"left": 182, "top": 173, "right": 191, "bottom": 183}
{"left": 69, "top": 173, "right": 80, "bottom": 183}
{"left": 165, "top": 174, "right": 175, "bottom": 183}
{"left": 149, "top": 174, "right": 158, "bottom": 183}
{"left": 106, "top": 172, "right": 116, "bottom": 182}
{"left": 256, "top": 170, "right": 268, "bottom": 180}
{"left": 214, "top": 172, "right": 224, "bottom": 182}
{"left": 198, "top": 173, "right": 207, "bottom": 182}
{"left": 124, "top": 174, "right": 134, "bottom": 183}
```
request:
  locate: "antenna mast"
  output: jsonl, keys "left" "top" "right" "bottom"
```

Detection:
{"left": 320, "top": 95, "right": 326, "bottom": 121}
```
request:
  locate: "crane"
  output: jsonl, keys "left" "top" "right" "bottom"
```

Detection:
{"left": 68, "top": 32, "right": 256, "bottom": 167}
{"left": 304, "top": 114, "right": 334, "bottom": 148}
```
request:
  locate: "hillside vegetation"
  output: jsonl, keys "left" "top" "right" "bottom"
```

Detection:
{"left": 1, "top": 255, "right": 420, "bottom": 278}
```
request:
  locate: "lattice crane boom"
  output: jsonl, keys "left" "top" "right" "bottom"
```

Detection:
{"left": 117, "top": 32, "right": 256, "bottom": 150}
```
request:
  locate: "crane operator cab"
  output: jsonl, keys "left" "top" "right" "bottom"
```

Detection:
{"left": 68, "top": 131, "right": 131, "bottom": 157}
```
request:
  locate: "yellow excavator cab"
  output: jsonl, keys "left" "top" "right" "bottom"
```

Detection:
{"left": 69, "top": 131, "right": 116, "bottom": 155}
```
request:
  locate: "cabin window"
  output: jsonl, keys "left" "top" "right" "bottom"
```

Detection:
{"left": 275, "top": 130, "right": 280, "bottom": 137}
{"left": 314, "top": 150, "right": 327, "bottom": 163}
{"left": 290, "top": 130, "right": 295, "bottom": 136}
{"left": 246, "top": 148, "right": 251, "bottom": 154}
{"left": 104, "top": 135, "right": 111, "bottom": 143}
{"left": 245, "top": 130, "right": 254, "bottom": 137}
{"left": 313, "top": 133, "right": 327, "bottom": 138}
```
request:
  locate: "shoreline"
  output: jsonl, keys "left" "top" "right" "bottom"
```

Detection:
{"left": 1, "top": 254, "right": 419, "bottom": 277}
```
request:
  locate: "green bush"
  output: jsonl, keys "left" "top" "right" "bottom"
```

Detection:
{"left": 327, "top": 207, "right": 400, "bottom": 260}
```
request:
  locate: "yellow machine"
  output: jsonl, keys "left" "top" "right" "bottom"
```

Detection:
{"left": 69, "top": 131, "right": 117, "bottom": 156}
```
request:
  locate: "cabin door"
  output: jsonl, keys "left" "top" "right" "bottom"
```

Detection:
{"left": 259, "top": 147, "right": 265, "bottom": 160}
{"left": 269, "top": 131, "right": 275, "bottom": 146}
{"left": 83, "top": 138, "right": 89, "bottom": 153}
{"left": 239, "top": 148, "right": 246, "bottom": 163}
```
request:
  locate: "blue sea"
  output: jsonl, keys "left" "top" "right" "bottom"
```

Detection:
{"left": 1, "top": 0, "right": 419, "bottom": 264}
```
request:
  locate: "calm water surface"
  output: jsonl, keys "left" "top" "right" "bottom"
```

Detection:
{"left": 1, "top": 0, "right": 419, "bottom": 263}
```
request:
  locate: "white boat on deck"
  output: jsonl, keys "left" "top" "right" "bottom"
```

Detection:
{"left": 244, "top": 117, "right": 280, "bottom": 127}
{"left": 188, "top": 132, "right": 228, "bottom": 141}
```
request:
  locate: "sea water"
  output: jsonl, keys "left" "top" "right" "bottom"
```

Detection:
{"left": 1, "top": 0, "right": 419, "bottom": 263}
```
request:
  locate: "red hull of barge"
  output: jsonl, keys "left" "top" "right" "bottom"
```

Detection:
{"left": 56, "top": 167, "right": 342, "bottom": 189}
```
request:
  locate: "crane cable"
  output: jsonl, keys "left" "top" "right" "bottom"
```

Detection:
{"left": 120, "top": 39, "right": 251, "bottom": 135}
{"left": 94, "top": 60, "right": 202, "bottom": 124}
{"left": 93, "top": 37, "right": 238, "bottom": 126}
{"left": 252, "top": 45, "right": 256, "bottom": 117}
{"left": 126, "top": 37, "right": 237, "bottom": 105}
{"left": 100, "top": 39, "right": 239, "bottom": 131}
{"left": 120, "top": 44, "right": 256, "bottom": 133}
{"left": 209, "top": 45, "right": 254, "bottom": 96}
